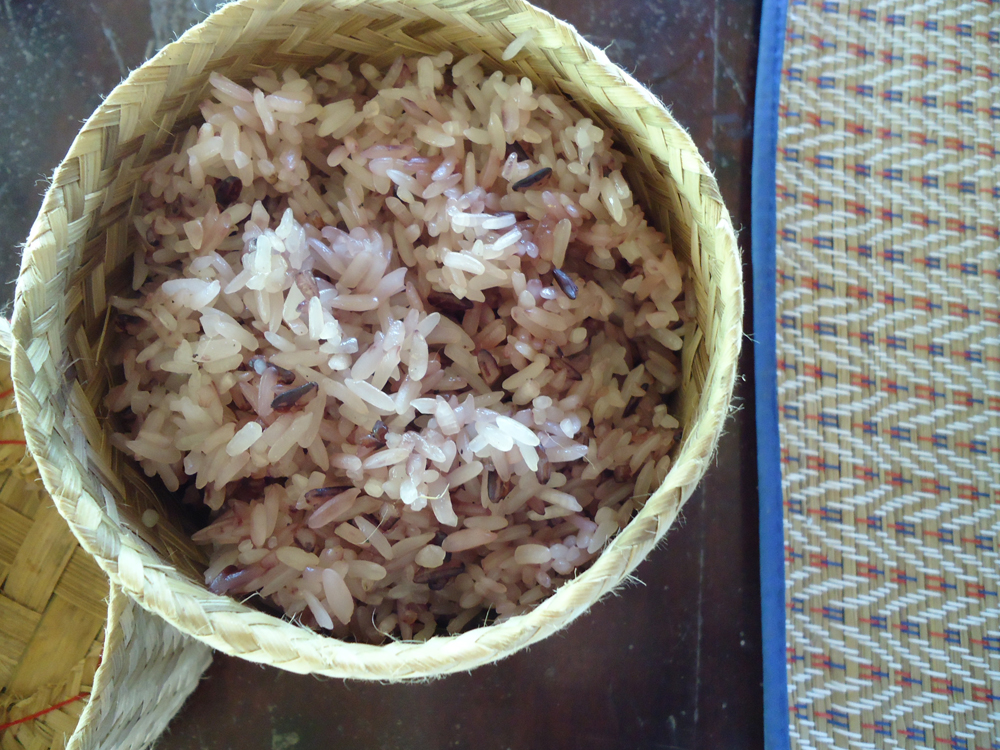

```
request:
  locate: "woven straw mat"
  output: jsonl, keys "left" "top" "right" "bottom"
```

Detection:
{"left": 11, "top": 0, "right": 743, "bottom": 680}
{"left": 775, "top": 0, "right": 1000, "bottom": 747}
{"left": 0, "top": 321, "right": 211, "bottom": 750}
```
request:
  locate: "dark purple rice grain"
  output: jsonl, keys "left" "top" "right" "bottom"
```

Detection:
{"left": 505, "top": 141, "right": 530, "bottom": 161}
{"left": 208, "top": 565, "right": 244, "bottom": 594}
{"left": 358, "top": 419, "right": 388, "bottom": 450}
{"left": 535, "top": 451, "right": 552, "bottom": 484}
{"left": 304, "top": 486, "right": 352, "bottom": 502}
{"left": 270, "top": 382, "right": 318, "bottom": 412}
{"left": 268, "top": 362, "right": 296, "bottom": 385}
{"left": 380, "top": 515, "right": 400, "bottom": 533}
{"left": 511, "top": 167, "right": 552, "bottom": 191}
{"left": 622, "top": 396, "right": 640, "bottom": 419}
{"left": 552, "top": 268, "right": 578, "bottom": 299}
{"left": 214, "top": 176, "right": 243, "bottom": 208}
{"left": 414, "top": 561, "right": 463, "bottom": 589}
{"left": 427, "top": 291, "right": 473, "bottom": 314}
{"left": 477, "top": 349, "right": 501, "bottom": 385}
{"left": 114, "top": 313, "right": 145, "bottom": 334}
{"left": 249, "top": 355, "right": 296, "bottom": 384}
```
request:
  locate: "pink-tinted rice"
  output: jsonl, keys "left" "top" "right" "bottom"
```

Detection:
{"left": 109, "top": 52, "right": 692, "bottom": 642}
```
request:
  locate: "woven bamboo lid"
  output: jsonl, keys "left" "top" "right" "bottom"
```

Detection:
{"left": 11, "top": 0, "right": 743, "bottom": 679}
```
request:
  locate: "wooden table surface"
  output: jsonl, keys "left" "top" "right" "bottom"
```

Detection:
{"left": 0, "top": 1, "right": 763, "bottom": 747}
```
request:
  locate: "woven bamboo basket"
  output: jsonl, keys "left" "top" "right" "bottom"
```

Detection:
{"left": 11, "top": 0, "right": 743, "bottom": 679}
{"left": 0, "top": 322, "right": 211, "bottom": 750}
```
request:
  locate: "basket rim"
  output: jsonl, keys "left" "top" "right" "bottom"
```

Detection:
{"left": 10, "top": 0, "right": 743, "bottom": 679}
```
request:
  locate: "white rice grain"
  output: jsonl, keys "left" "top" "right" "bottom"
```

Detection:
{"left": 514, "top": 544, "right": 551, "bottom": 565}
{"left": 226, "top": 422, "right": 263, "bottom": 456}
{"left": 415, "top": 544, "right": 446, "bottom": 568}
{"left": 442, "top": 528, "right": 497, "bottom": 553}
{"left": 322, "top": 567, "right": 354, "bottom": 624}
{"left": 502, "top": 30, "right": 537, "bottom": 61}
{"left": 303, "top": 590, "right": 334, "bottom": 630}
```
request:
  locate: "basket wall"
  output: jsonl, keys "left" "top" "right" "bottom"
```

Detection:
{"left": 11, "top": 0, "right": 742, "bottom": 679}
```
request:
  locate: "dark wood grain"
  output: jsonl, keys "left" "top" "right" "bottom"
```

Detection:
{"left": 0, "top": 2, "right": 763, "bottom": 747}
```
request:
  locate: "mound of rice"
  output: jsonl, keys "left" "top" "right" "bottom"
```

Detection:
{"left": 109, "top": 51, "right": 692, "bottom": 642}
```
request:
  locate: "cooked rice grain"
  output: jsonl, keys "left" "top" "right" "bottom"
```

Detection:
{"left": 112, "top": 53, "right": 689, "bottom": 643}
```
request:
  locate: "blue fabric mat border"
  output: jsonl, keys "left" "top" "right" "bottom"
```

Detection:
{"left": 751, "top": 0, "right": 790, "bottom": 747}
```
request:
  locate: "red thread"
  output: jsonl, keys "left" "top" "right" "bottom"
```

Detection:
{"left": 0, "top": 693, "right": 90, "bottom": 731}
{"left": 0, "top": 440, "right": 26, "bottom": 445}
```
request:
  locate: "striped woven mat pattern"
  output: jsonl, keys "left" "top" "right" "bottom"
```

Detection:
{"left": 774, "top": 0, "right": 1000, "bottom": 747}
